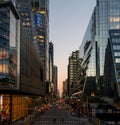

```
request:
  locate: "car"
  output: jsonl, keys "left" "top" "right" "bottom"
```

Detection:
{"left": 71, "top": 112, "right": 75, "bottom": 116}
{"left": 69, "top": 108, "right": 74, "bottom": 112}
{"left": 58, "top": 106, "right": 62, "bottom": 110}
{"left": 48, "top": 103, "right": 53, "bottom": 108}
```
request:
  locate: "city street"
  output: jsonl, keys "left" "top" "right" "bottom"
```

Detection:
{"left": 1, "top": 1, "right": 120, "bottom": 125}
{"left": 31, "top": 105, "right": 89, "bottom": 125}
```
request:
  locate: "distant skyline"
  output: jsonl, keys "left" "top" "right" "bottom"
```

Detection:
{"left": 49, "top": 0, "right": 96, "bottom": 96}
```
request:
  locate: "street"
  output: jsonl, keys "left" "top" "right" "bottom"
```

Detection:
{"left": 31, "top": 104, "right": 89, "bottom": 125}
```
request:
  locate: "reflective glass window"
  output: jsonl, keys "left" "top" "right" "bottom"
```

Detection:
{"left": 115, "top": 58, "right": 120, "bottom": 63}
{"left": 114, "top": 52, "right": 120, "bottom": 56}
{"left": 118, "top": 72, "right": 120, "bottom": 79}
{"left": 113, "top": 45, "right": 120, "bottom": 50}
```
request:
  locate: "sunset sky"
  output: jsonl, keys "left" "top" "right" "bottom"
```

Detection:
{"left": 49, "top": 0, "right": 96, "bottom": 96}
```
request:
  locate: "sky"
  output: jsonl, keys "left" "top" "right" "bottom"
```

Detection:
{"left": 49, "top": 0, "right": 96, "bottom": 96}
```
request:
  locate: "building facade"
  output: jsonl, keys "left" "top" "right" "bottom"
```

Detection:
{"left": 46, "top": 42, "right": 54, "bottom": 95}
{"left": 79, "top": 0, "right": 120, "bottom": 98}
{"left": 53, "top": 65, "right": 58, "bottom": 97}
{"left": 15, "top": 0, "right": 50, "bottom": 89}
{"left": 15, "top": 0, "right": 34, "bottom": 41}
{"left": 63, "top": 79, "right": 68, "bottom": 97}
{"left": 0, "top": 1, "right": 45, "bottom": 123}
{"left": 31, "top": 0, "right": 49, "bottom": 83}
{"left": 0, "top": 1, "right": 20, "bottom": 91}
{"left": 104, "top": 29, "right": 120, "bottom": 97}
{"left": 68, "top": 50, "right": 81, "bottom": 96}
{"left": 49, "top": 42, "right": 54, "bottom": 83}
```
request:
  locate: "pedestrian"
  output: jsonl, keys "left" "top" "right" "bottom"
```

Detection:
{"left": 62, "top": 118, "right": 64, "bottom": 123}
{"left": 53, "top": 118, "right": 56, "bottom": 123}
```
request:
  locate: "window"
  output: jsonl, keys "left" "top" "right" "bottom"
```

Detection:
{"left": 115, "top": 58, "right": 120, "bottom": 63}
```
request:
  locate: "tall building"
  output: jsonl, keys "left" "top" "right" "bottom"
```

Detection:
{"left": 49, "top": 42, "right": 58, "bottom": 98}
{"left": 31, "top": 0, "right": 49, "bottom": 82}
{"left": 49, "top": 42, "right": 54, "bottom": 83}
{"left": 15, "top": 0, "right": 49, "bottom": 83}
{"left": 63, "top": 79, "right": 68, "bottom": 97}
{"left": 15, "top": 0, "right": 50, "bottom": 93}
{"left": 79, "top": 0, "right": 120, "bottom": 98}
{"left": 0, "top": 1, "right": 45, "bottom": 123}
{"left": 15, "top": 0, "right": 34, "bottom": 41}
{"left": 46, "top": 42, "right": 54, "bottom": 94}
{"left": 53, "top": 65, "right": 58, "bottom": 97}
{"left": 68, "top": 50, "right": 81, "bottom": 95}
{"left": 104, "top": 29, "right": 120, "bottom": 97}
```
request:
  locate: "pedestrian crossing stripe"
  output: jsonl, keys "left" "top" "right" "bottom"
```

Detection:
{"left": 33, "top": 119, "right": 82, "bottom": 124}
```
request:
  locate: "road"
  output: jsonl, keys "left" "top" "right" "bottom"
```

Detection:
{"left": 31, "top": 106, "right": 89, "bottom": 125}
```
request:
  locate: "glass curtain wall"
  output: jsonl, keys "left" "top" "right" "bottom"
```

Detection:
{"left": 96, "top": 0, "right": 120, "bottom": 96}
{"left": 80, "top": 0, "right": 120, "bottom": 97}
{"left": 0, "top": 6, "right": 20, "bottom": 89}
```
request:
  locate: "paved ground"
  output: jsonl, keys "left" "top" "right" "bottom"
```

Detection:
{"left": 11, "top": 107, "right": 93, "bottom": 125}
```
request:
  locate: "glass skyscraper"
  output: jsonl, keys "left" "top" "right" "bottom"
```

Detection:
{"left": 79, "top": 0, "right": 120, "bottom": 98}
{"left": 31, "top": 0, "right": 49, "bottom": 82}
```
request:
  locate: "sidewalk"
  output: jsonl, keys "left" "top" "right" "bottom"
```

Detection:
{"left": 11, "top": 115, "right": 33, "bottom": 125}
{"left": 11, "top": 112, "right": 42, "bottom": 125}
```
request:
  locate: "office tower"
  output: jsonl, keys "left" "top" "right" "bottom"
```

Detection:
{"left": 15, "top": 0, "right": 34, "bottom": 42}
{"left": 31, "top": 0, "right": 49, "bottom": 82}
{"left": 68, "top": 50, "right": 80, "bottom": 95}
{"left": 0, "top": 1, "right": 45, "bottom": 122}
{"left": 63, "top": 79, "right": 68, "bottom": 97}
{"left": 53, "top": 65, "right": 58, "bottom": 97}
{"left": 16, "top": 0, "right": 49, "bottom": 83}
{"left": 104, "top": 29, "right": 120, "bottom": 97}
{"left": 49, "top": 42, "right": 54, "bottom": 83}
{"left": 79, "top": 0, "right": 120, "bottom": 98}
{"left": 46, "top": 42, "right": 54, "bottom": 94}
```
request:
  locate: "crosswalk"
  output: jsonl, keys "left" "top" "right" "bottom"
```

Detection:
{"left": 32, "top": 118, "right": 86, "bottom": 125}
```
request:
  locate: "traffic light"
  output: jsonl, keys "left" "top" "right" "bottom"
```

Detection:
{"left": 69, "top": 96, "right": 72, "bottom": 99}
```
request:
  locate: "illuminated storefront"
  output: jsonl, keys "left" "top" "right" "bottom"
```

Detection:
{"left": 0, "top": 94, "right": 32, "bottom": 122}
